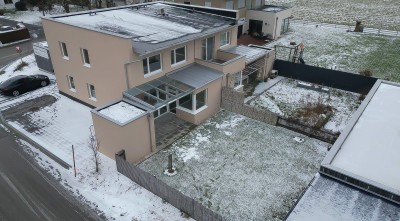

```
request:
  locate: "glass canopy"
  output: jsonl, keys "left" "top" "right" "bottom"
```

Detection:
{"left": 123, "top": 76, "right": 194, "bottom": 110}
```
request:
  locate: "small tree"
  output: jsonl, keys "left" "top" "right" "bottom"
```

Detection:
{"left": 88, "top": 134, "right": 100, "bottom": 173}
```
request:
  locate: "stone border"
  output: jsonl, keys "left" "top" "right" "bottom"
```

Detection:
{"left": 0, "top": 111, "right": 71, "bottom": 169}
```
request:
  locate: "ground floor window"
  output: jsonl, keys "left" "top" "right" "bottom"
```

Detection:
{"left": 67, "top": 75, "right": 75, "bottom": 91}
{"left": 178, "top": 89, "right": 207, "bottom": 112}
{"left": 233, "top": 71, "right": 243, "bottom": 89}
{"left": 88, "top": 84, "right": 96, "bottom": 100}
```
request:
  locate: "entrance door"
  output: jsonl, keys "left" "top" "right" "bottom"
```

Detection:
{"left": 249, "top": 19, "right": 263, "bottom": 36}
{"left": 238, "top": 25, "right": 243, "bottom": 38}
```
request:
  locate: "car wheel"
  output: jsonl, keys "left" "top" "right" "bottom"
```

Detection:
{"left": 12, "top": 90, "right": 20, "bottom": 97}
{"left": 41, "top": 81, "right": 47, "bottom": 87}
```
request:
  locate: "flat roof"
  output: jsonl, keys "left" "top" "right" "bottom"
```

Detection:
{"left": 321, "top": 81, "right": 400, "bottom": 202}
{"left": 167, "top": 64, "right": 223, "bottom": 89}
{"left": 253, "top": 5, "right": 290, "bottom": 12}
{"left": 224, "top": 45, "right": 270, "bottom": 64}
{"left": 52, "top": 2, "right": 237, "bottom": 56}
{"left": 98, "top": 101, "right": 146, "bottom": 124}
{"left": 286, "top": 174, "right": 400, "bottom": 221}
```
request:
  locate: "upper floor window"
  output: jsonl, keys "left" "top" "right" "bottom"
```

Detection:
{"left": 88, "top": 84, "right": 96, "bottom": 100}
{"left": 59, "top": 42, "right": 68, "bottom": 59}
{"left": 202, "top": 37, "right": 214, "bottom": 61}
{"left": 233, "top": 71, "right": 243, "bottom": 89}
{"left": 238, "top": 0, "right": 245, "bottom": 8}
{"left": 220, "top": 31, "right": 230, "bottom": 47}
{"left": 81, "top": 48, "right": 90, "bottom": 67}
{"left": 67, "top": 75, "right": 76, "bottom": 91}
{"left": 143, "top": 54, "right": 162, "bottom": 76}
{"left": 171, "top": 46, "right": 186, "bottom": 66}
{"left": 4, "top": 0, "right": 13, "bottom": 4}
{"left": 204, "top": 1, "right": 211, "bottom": 7}
{"left": 225, "top": 0, "right": 233, "bottom": 9}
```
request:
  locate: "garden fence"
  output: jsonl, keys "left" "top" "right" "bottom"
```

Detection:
{"left": 291, "top": 19, "right": 400, "bottom": 37}
{"left": 115, "top": 154, "right": 228, "bottom": 221}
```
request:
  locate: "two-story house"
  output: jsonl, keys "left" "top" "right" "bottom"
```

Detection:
{"left": 42, "top": 2, "right": 273, "bottom": 163}
{"left": 168, "top": 0, "right": 292, "bottom": 40}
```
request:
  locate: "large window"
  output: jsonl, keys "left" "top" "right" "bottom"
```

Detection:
{"left": 59, "top": 42, "right": 68, "bottom": 58}
{"left": 204, "top": 1, "right": 211, "bottom": 7}
{"left": 201, "top": 37, "right": 214, "bottom": 61}
{"left": 238, "top": 0, "right": 245, "bottom": 8}
{"left": 88, "top": 84, "right": 96, "bottom": 100}
{"left": 233, "top": 71, "right": 243, "bottom": 89}
{"left": 220, "top": 31, "right": 230, "bottom": 47}
{"left": 225, "top": 0, "right": 233, "bottom": 9}
{"left": 281, "top": 18, "right": 290, "bottom": 34}
{"left": 143, "top": 54, "right": 162, "bottom": 76}
{"left": 171, "top": 46, "right": 186, "bottom": 65}
{"left": 81, "top": 48, "right": 90, "bottom": 66}
{"left": 178, "top": 89, "right": 207, "bottom": 112}
{"left": 67, "top": 75, "right": 76, "bottom": 91}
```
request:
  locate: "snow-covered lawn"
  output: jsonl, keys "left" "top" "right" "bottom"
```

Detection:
{"left": 0, "top": 57, "right": 191, "bottom": 221}
{"left": 139, "top": 110, "right": 329, "bottom": 221}
{"left": 267, "top": 23, "right": 400, "bottom": 82}
{"left": 249, "top": 78, "right": 362, "bottom": 132}
{"left": 265, "top": 0, "right": 400, "bottom": 31}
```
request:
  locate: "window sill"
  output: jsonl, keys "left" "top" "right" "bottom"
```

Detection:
{"left": 171, "top": 60, "right": 186, "bottom": 68}
{"left": 177, "top": 105, "right": 208, "bottom": 115}
{"left": 83, "top": 63, "right": 91, "bottom": 68}
{"left": 69, "top": 88, "right": 76, "bottom": 92}
{"left": 62, "top": 56, "right": 69, "bottom": 60}
{"left": 144, "top": 70, "right": 162, "bottom": 78}
{"left": 89, "top": 97, "right": 97, "bottom": 102}
{"left": 220, "top": 43, "right": 231, "bottom": 49}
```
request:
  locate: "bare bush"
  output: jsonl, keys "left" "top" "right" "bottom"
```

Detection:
{"left": 13, "top": 61, "right": 28, "bottom": 72}
{"left": 88, "top": 134, "right": 100, "bottom": 173}
{"left": 359, "top": 69, "right": 373, "bottom": 77}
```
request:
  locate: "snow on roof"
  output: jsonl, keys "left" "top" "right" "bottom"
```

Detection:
{"left": 99, "top": 101, "right": 146, "bottom": 124}
{"left": 326, "top": 82, "right": 400, "bottom": 193}
{"left": 286, "top": 174, "right": 400, "bottom": 221}
{"left": 54, "top": 3, "right": 236, "bottom": 55}
{"left": 168, "top": 64, "right": 223, "bottom": 89}
{"left": 224, "top": 45, "right": 270, "bottom": 64}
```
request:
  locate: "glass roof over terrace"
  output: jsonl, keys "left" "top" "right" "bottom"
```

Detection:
{"left": 123, "top": 76, "right": 194, "bottom": 110}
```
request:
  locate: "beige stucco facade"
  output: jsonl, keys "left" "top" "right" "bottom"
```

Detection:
{"left": 91, "top": 111, "right": 156, "bottom": 163}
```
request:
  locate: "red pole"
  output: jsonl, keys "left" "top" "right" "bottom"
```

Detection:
{"left": 72, "top": 145, "right": 76, "bottom": 177}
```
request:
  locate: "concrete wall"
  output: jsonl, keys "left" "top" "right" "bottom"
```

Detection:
{"left": 221, "top": 87, "right": 278, "bottom": 125}
{"left": 245, "top": 8, "right": 292, "bottom": 39}
{"left": 42, "top": 18, "right": 134, "bottom": 108}
{"left": 91, "top": 112, "right": 155, "bottom": 163}
{"left": 176, "top": 77, "right": 222, "bottom": 125}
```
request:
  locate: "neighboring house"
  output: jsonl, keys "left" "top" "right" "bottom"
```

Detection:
{"left": 42, "top": 2, "right": 274, "bottom": 163}
{"left": 0, "top": 0, "right": 17, "bottom": 9}
{"left": 168, "top": 0, "right": 293, "bottom": 39}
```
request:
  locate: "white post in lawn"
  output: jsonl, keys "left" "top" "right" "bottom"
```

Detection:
{"left": 16, "top": 46, "right": 22, "bottom": 63}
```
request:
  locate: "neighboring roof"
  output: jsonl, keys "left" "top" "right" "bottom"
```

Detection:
{"left": 256, "top": 5, "right": 290, "bottom": 12}
{"left": 224, "top": 45, "right": 271, "bottom": 64}
{"left": 52, "top": 2, "right": 237, "bottom": 56}
{"left": 167, "top": 64, "right": 223, "bottom": 89}
{"left": 286, "top": 174, "right": 400, "bottom": 221}
{"left": 321, "top": 80, "right": 400, "bottom": 203}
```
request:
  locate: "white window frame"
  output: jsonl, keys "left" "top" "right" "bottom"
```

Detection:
{"left": 67, "top": 75, "right": 76, "bottom": 92}
{"left": 204, "top": 1, "right": 211, "bottom": 7}
{"left": 202, "top": 37, "right": 214, "bottom": 61}
{"left": 171, "top": 46, "right": 187, "bottom": 67}
{"left": 233, "top": 71, "right": 243, "bottom": 89}
{"left": 143, "top": 54, "right": 162, "bottom": 77}
{"left": 81, "top": 48, "right": 91, "bottom": 67}
{"left": 225, "top": 0, "right": 233, "bottom": 9}
{"left": 87, "top": 84, "right": 96, "bottom": 101}
{"left": 220, "top": 31, "right": 231, "bottom": 48}
{"left": 59, "top": 42, "right": 69, "bottom": 60}
{"left": 177, "top": 89, "right": 208, "bottom": 114}
{"left": 238, "top": 0, "right": 245, "bottom": 8}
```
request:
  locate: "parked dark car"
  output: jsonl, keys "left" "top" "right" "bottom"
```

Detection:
{"left": 0, "top": 75, "right": 50, "bottom": 96}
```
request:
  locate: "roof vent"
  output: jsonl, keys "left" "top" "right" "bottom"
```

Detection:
{"left": 158, "top": 8, "right": 166, "bottom": 16}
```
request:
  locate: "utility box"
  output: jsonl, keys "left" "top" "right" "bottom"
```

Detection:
{"left": 33, "top": 41, "right": 54, "bottom": 74}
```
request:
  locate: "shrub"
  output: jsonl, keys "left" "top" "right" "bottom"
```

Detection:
{"left": 14, "top": 61, "right": 28, "bottom": 72}
{"left": 359, "top": 69, "right": 373, "bottom": 77}
{"left": 15, "top": 1, "right": 27, "bottom": 11}
{"left": 0, "top": 9, "right": 5, "bottom": 16}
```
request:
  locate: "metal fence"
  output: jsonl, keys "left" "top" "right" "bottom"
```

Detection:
{"left": 115, "top": 154, "right": 228, "bottom": 221}
{"left": 291, "top": 19, "right": 400, "bottom": 37}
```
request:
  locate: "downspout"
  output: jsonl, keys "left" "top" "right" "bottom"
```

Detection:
{"left": 147, "top": 113, "right": 156, "bottom": 152}
{"left": 124, "top": 59, "right": 141, "bottom": 90}
{"left": 274, "top": 17, "right": 278, "bottom": 40}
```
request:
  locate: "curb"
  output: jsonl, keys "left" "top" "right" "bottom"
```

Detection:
{"left": 0, "top": 111, "right": 71, "bottom": 169}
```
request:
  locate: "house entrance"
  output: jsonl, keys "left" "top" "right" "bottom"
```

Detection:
{"left": 249, "top": 19, "right": 263, "bottom": 36}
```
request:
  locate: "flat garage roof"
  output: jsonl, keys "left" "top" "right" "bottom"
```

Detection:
{"left": 321, "top": 81, "right": 400, "bottom": 202}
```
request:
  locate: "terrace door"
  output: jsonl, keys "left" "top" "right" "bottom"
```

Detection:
{"left": 249, "top": 19, "right": 263, "bottom": 36}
